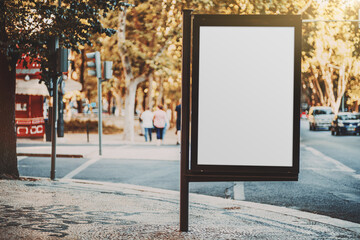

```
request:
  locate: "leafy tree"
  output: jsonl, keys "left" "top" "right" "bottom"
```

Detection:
{"left": 61, "top": 0, "right": 360, "bottom": 144}
{"left": 115, "top": 1, "right": 183, "bottom": 141}
{"left": 96, "top": 0, "right": 186, "bottom": 141}
{"left": 0, "top": 0, "right": 128, "bottom": 178}
{"left": 197, "top": 0, "right": 360, "bottom": 114}
{"left": 301, "top": 0, "right": 360, "bottom": 113}
{"left": 94, "top": 0, "right": 313, "bottom": 141}
{"left": 347, "top": 66, "right": 360, "bottom": 110}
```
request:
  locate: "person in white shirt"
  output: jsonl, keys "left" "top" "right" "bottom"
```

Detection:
{"left": 140, "top": 107, "right": 154, "bottom": 142}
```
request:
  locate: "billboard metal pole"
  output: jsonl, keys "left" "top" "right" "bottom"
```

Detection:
{"left": 180, "top": 9, "right": 193, "bottom": 232}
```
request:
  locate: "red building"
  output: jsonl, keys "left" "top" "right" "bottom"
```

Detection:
{"left": 15, "top": 57, "right": 48, "bottom": 138}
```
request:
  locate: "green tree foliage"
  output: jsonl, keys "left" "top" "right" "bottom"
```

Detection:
{"left": 33, "top": 0, "right": 360, "bottom": 145}
{"left": 301, "top": 0, "right": 360, "bottom": 113}
{"left": 95, "top": 0, "right": 188, "bottom": 141}
{"left": 0, "top": 0, "right": 128, "bottom": 178}
{"left": 1, "top": 0, "right": 129, "bottom": 83}
{"left": 84, "top": 0, "right": 314, "bottom": 140}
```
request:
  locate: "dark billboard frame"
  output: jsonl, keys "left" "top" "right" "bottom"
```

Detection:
{"left": 180, "top": 10, "right": 302, "bottom": 232}
{"left": 190, "top": 14, "right": 302, "bottom": 178}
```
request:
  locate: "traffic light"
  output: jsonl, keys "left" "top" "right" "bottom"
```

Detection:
{"left": 86, "top": 51, "right": 101, "bottom": 79}
{"left": 104, "top": 61, "right": 113, "bottom": 80}
{"left": 57, "top": 48, "right": 69, "bottom": 73}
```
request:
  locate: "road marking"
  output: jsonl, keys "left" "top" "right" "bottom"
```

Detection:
{"left": 17, "top": 156, "right": 27, "bottom": 162}
{"left": 304, "top": 146, "right": 355, "bottom": 172}
{"left": 303, "top": 145, "right": 359, "bottom": 179}
{"left": 303, "top": 167, "right": 353, "bottom": 172}
{"left": 62, "top": 157, "right": 100, "bottom": 180}
{"left": 233, "top": 182, "right": 245, "bottom": 201}
{"left": 62, "top": 146, "right": 131, "bottom": 179}
{"left": 353, "top": 174, "right": 360, "bottom": 180}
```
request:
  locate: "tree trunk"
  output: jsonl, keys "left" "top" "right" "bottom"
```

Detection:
{"left": 156, "top": 77, "right": 164, "bottom": 106}
{"left": 0, "top": 4, "right": 19, "bottom": 178}
{"left": 123, "top": 80, "right": 136, "bottom": 141}
{"left": 148, "top": 73, "right": 154, "bottom": 110}
{"left": 107, "top": 91, "right": 112, "bottom": 114}
{"left": 310, "top": 66, "right": 326, "bottom": 106}
{"left": 80, "top": 49, "right": 85, "bottom": 90}
{"left": 321, "top": 65, "right": 349, "bottom": 115}
{"left": 117, "top": 9, "right": 146, "bottom": 141}
{"left": 297, "top": 0, "right": 313, "bottom": 14}
{"left": 123, "top": 75, "right": 146, "bottom": 141}
{"left": 0, "top": 52, "right": 19, "bottom": 178}
{"left": 114, "top": 90, "right": 122, "bottom": 116}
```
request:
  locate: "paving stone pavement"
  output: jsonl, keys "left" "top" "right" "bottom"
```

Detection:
{"left": 0, "top": 178, "right": 359, "bottom": 239}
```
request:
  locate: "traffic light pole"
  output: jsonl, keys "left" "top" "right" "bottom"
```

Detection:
{"left": 85, "top": 51, "right": 103, "bottom": 155}
{"left": 86, "top": 53, "right": 113, "bottom": 156}
{"left": 97, "top": 61, "right": 113, "bottom": 155}
{"left": 98, "top": 77, "right": 103, "bottom": 156}
{"left": 50, "top": 76, "right": 58, "bottom": 180}
{"left": 58, "top": 78, "right": 65, "bottom": 137}
{"left": 48, "top": 36, "right": 60, "bottom": 180}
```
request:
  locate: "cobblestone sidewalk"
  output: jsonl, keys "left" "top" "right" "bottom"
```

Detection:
{"left": 1, "top": 179, "right": 359, "bottom": 239}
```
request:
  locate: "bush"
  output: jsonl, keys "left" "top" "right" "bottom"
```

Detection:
{"left": 64, "top": 120, "right": 123, "bottom": 134}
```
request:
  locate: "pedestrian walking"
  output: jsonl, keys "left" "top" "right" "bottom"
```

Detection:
{"left": 153, "top": 105, "right": 167, "bottom": 145}
{"left": 140, "top": 107, "right": 154, "bottom": 142}
{"left": 162, "top": 107, "right": 171, "bottom": 143}
{"left": 175, "top": 99, "right": 181, "bottom": 145}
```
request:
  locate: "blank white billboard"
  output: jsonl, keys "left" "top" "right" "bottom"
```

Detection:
{"left": 197, "top": 26, "right": 294, "bottom": 167}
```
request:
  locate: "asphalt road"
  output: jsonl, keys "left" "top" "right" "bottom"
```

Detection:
{"left": 300, "top": 120, "right": 360, "bottom": 173}
{"left": 244, "top": 120, "right": 360, "bottom": 224}
{"left": 17, "top": 119, "right": 360, "bottom": 223}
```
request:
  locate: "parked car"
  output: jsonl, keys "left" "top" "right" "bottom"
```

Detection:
{"left": 300, "top": 110, "right": 308, "bottom": 119}
{"left": 331, "top": 112, "right": 360, "bottom": 136}
{"left": 308, "top": 106, "right": 334, "bottom": 131}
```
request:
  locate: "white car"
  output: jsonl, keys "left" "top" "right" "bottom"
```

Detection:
{"left": 308, "top": 106, "right": 334, "bottom": 131}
